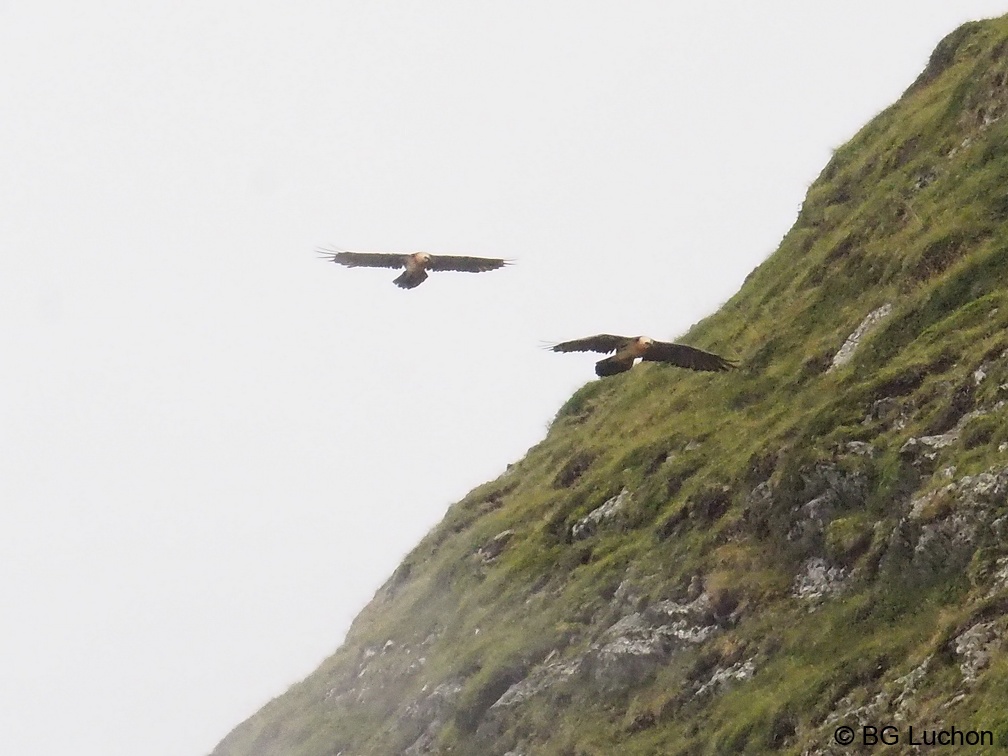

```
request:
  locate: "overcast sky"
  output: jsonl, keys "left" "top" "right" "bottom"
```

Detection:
{"left": 3, "top": 3, "right": 1007, "bottom": 755}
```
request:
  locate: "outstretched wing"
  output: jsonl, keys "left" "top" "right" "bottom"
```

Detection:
{"left": 317, "top": 248, "right": 407, "bottom": 269}
{"left": 642, "top": 340, "right": 736, "bottom": 372}
{"left": 425, "top": 254, "right": 510, "bottom": 273}
{"left": 549, "top": 334, "right": 633, "bottom": 355}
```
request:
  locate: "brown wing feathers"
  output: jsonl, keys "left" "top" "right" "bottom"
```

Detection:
{"left": 317, "top": 249, "right": 407, "bottom": 269}
{"left": 425, "top": 254, "right": 510, "bottom": 273}
{"left": 641, "top": 340, "right": 736, "bottom": 372}
{"left": 549, "top": 335, "right": 633, "bottom": 354}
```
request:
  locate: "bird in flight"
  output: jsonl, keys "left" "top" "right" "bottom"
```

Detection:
{"left": 549, "top": 334, "right": 736, "bottom": 377}
{"left": 318, "top": 248, "right": 510, "bottom": 289}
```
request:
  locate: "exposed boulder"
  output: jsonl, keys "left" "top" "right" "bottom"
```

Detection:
{"left": 484, "top": 591, "right": 720, "bottom": 724}
{"left": 863, "top": 395, "right": 913, "bottom": 430}
{"left": 989, "top": 556, "right": 1008, "bottom": 597}
{"left": 478, "top": 530, "right": 515, "bottom": 562}
{"left": 400, "top": 680, "right": 464, "bottom": 754}
{"left": 571, "top": 488, "right": 630, "bottom": 540}
{"left": 694, "top": 658, "right": 756, "bottom": 698}
{"left": 844, "top": 441, "right": 877, "bottom": 457}
{"left": 788, "top": 492, "right": 837, "bottom": 546}
{"left": 954, "top": 620, "right": 1004, "bottom": 685}
{"left": 899, "top": 403, "right": 1006, "bottom": 466}
{"left": 489, "top": 657, "right": 584, "bottom": 711}
{"left": 745, "top": 460, "right": 870, "bottom": 552}
{"left": 881, "top": 467, "right": 1008, "bottom": 583}
{"left": 828, "top": 303, "right": 893, "bottom": 371}
{"left": 821, "top": 655, "right": 931, "bottom": 743}
{"left": 793, "top": 557, "right": 848, "bottom": 602}
{"left": 892, "top": 656, "right": 932, "bottom": 719}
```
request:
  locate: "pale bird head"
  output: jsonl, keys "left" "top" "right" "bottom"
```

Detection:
{"left": 415, "top": 252, "right": 432, "bottom": 266}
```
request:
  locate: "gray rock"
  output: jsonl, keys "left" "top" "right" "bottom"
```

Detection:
{"left": 610, "top": 577, "right": 644, "bottom": 613}
{"left": 488, "top": 594, "right": 719, "bottom": 710}
{"left": 571, "top": 488, "right": 630, "bottom": 540}
{"left": 892, "top": 656, "right": 932, "bottom": 719}
{"left": 845, "top": 441, "right": 877, "bottom": 457}
{"left": 478, "top": 529, "right": 515, "bottom": 562}
{"left": 819, "top": 655, "right": 932, "bottom": 749}
{"left": 695, "top": 658, "right": 756, "bottom": 697}
{"left": 793, "top": 557, "right": 847, "bottom": 602}
{"left": 744, "top": 462, "right": 869, "bottom": 553}
{"left": 687, "top": 574, "right": 704, "bottom": 600}
{"left": 788, "top": 492, "right": 837, "bottom": 544}
{"left": 400, "top": 680, "right": 464, "bottom": 754}
{"left": 988, "top": 556, "right": 1008, "bottom": 597}
{"left": 490, "top": 658, "right": 584, "bottom": 710}
{"left": 829, "top": 303, "right": 893, "bottom": 371}
{"left": 589, "top": 595, "right": 718, "bottom": 692}
{"left": 954, "top": 620, "right": 1002, "bottom": 684}
{"left": 900, "top": 405, "right": 1005, "bottom": 464}
{"left": 864, "top": 396, "right": 911, "bottom": 429}
{"left": 900, "top": 431, "right": 958, "bottom": 460}
{"left": 882, "top": 467, "right": 1008, "bottom": 582}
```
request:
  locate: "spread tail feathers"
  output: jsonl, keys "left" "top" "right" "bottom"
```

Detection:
{"left": 393, "top": 269, "right": 428, "bottom": 289}
{"left": 595, "top": 356, "right": 633, "bottom": 377}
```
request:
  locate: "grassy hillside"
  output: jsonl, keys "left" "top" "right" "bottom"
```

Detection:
{"left": 213, "top": 16, "right": 1008, "bottom": 755}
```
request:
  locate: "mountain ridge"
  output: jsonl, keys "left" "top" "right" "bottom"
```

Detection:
{"left": 213, "top": 15, "right": 1008, "bottom": 755}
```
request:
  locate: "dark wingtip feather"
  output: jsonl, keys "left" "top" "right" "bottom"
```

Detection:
{"left": 316, "top": 246, "right": 354, "bottom": 263}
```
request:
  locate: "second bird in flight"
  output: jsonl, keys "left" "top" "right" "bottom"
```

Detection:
{"left": 318, "top": 248, "right": 511, "bottom": 289}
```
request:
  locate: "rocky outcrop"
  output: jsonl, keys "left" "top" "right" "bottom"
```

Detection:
{"left": 793, "top": 557, "right": 847, "bottom": 602}
{"left": 488, "top": 591, "right": 720, "bottom": 717}
{"left": 318, "top": 461, "right": 1008, "bottom": 753}
{"left": 694, "top": 658, "right": 757, "bottom": 698}
{"left": 488, "top": 656, "right": 583, "bottom": 711}
{"left": 899, "top": 403, "right": 1004, "bottom": 466}
{"left": 954, "top": 619, "right": 1003, "bottom": 685}
{"left": 478, "top": 529, "right": 515, "bottom": 562}
{"left": 571, "top": 488, "right": 630, "bottom": 540}
{"left": 828, "top": 303, "right": 893, "bottom": 371}
{"left": 401, "top": 681, "right": 464, "bottom": 754}
{"left": 881, "top": 467, "right": 1008, "bottom": 582}
{"left": 744, "top": 459, "right": 871, "bottom": 553}
{"left": 590, "top": 595, "right": 719, "bottom": 692}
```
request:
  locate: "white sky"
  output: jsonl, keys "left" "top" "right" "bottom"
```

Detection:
{"left": 2, "top": 3, "right": 1005, "bottom": 755}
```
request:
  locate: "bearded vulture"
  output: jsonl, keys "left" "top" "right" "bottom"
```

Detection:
{"left": 318, "top": 248, "right": 510, "bottom": 289}
{"left": 550, "top": 334, "right": 735, "bottom": 377}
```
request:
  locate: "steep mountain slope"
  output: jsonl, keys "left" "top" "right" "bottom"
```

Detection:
{"left": 214, "top": 17, "right": 1008, "bottom": 755}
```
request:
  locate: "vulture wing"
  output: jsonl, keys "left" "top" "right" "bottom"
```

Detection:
{"left": 642, "top": 341, "right": 736, "bottom": 372}
{"left": 318, "top": 248, "right": 407, "bottom": 269}
{"left": 549, "top": 334, "right": 634, "bottom": 354}
{"left": 425, "top": 254, "right": 510, "bottom": 273}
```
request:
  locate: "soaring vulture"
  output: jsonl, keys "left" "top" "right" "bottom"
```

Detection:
{"left": 318, "top": 248, "right": 510, "bottom": 289}
{"left": 550, "top": 334, "right": 735, "bottom": 377}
